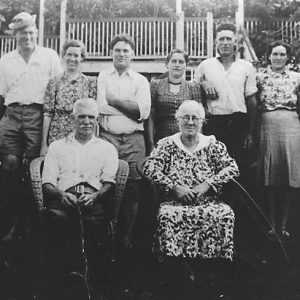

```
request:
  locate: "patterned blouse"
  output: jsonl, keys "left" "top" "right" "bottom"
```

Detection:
{"left": 44, "top": 73, "right": 97, "bottom": 144}
{"left": 143, "top": 133, "right": 239, "bottom": 200}
{"left": 150, "top": 78, "right": 202, "bottom": 142}
{"left": 256, "top": 66, "right": 300, "bottom": 112}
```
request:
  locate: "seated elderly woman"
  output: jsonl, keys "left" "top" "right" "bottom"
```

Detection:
{"left": 143, "top": 100, "right": 239, "bottom": 292}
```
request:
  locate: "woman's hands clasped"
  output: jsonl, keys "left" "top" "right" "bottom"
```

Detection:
{"left": 172, "top": 182, "right": 210, "bottom": 204}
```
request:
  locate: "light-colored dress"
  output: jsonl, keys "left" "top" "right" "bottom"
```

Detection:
{"left": 257, "top": 66, "right": 300, "bottom": 187}
{"left": 44, "top": 73, "right": 97, "bottom": 145}
{"left": 150, "top": 78, "right": 201, "bottom": 142}
{"left": 143, "top": 133, "right": 239, "bottom": 261}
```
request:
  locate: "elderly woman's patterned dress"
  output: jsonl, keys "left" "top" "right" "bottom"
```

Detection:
{"left": 150, "top": 78, "right": 202, "bottom": 143}
{"left": 44, "top": 73, "right": 97, "bottom": 145}
{"left": 143, "top": 133, "right": 239, "bottom": 261}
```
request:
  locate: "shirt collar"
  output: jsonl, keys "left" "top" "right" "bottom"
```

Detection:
{"left": 266, "top": 65, "right": 288, "bottom": 76}
{"left": 16, "top": 45, "right": 39, "bottom": 59}
{"left": 216, "top": 54, "right": 237, "bottom": 63}
{"left": 66, "top": 132, "right": 98, "bottom": 145}
{"left": 171, "top": 132, "right": 216, "bottom": 154}
{"left": 62, "top": 72, "right": 84, "bottom": 82}
{"left": 109, "top": 67, "right": 134, "bottom": 78}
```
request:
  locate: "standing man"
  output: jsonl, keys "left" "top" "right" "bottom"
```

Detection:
{"left": 194, "top": 23, "right": 257, "bottom": 176}
{"left": 0, "top": 12, "right": 63, "bottom": 239}
{"left": 97, "top": 33, "right": 151, "bottom": 248}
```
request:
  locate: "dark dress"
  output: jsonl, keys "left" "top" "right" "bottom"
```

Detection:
{"left": 150, "top": 78, "right": 201, "bottom": 143}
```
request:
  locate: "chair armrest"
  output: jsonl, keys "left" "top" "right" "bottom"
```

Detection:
{"left": 111, "top": 159, "right": 129, "bottom": 225}
{"left": 136, "top": 156, "right": 149, "bottom": 178}
{"left": 29, "top": 156, "right": 45, "bottom": 217}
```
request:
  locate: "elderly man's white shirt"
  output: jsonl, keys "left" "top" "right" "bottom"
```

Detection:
{"left": 194, "top": 57, "right": 257, "bottom": 115}
{"left": 42, "top": 134, "right": 119, "bottom": 192}
{"left": 96, "top": 68, "right": 151, "bottom": 134}
{"left": 0, "top": 46, "right": 63, "bottom": 105}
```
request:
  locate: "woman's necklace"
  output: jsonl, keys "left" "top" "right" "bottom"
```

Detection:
{"left": 168, "top": 79, "right": 181, "bottom": 85}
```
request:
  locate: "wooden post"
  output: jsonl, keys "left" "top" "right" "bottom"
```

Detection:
{"left": 175, "top": 0, "right": 184, "bottom": 49}
{"left": 236, "top": 0, "right": 244, "bottom": 29}
{"left": 38, "top": 0, "right": 44, "bottom": 47}
{"left": 207, "top": 12, "right": 214, "bottom": 58}
{"left": 60, "top": 0, "right": 67, "bottom": 56}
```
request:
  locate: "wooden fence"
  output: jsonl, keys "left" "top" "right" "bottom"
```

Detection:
{"left": 1, "top": 17, "right": 299, "bottom": 60}
{"left": 245, "top": 18, "right": 300, "bottom": 41}
{"left": 66, "top": 18, "right": 175, "bottom": 58}
{"left": 0, "top": 16, "right": 212, "bottom": 59}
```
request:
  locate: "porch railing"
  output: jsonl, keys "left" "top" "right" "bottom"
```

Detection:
{"left": 245, "top": 18, "right": 300, "bottom": 41}
{"left": 66, "top": 18, "right": 175, "bottom": 59}
{"left": 1, "top": 17, "right": 299, "bottom": 60}
{"left": 0, "top": 35, "right": 59, "bottom": 56}
{"left": 185, "top": 17, "right": 212, "bottom": 58}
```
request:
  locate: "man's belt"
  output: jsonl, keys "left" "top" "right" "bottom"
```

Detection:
{"left": 66, "top": 183, "right": 97, "bottom": 195}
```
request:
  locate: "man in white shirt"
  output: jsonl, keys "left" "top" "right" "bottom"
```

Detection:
{"left": 97, "top": 33, "right": 151, "bottom": 248}
{"left": 194, "top": 23, "right": 257, "bottom": 174}
{"left": 42, "top": 98, "right": 118, "bottom": 295}
{"left": 0, "top": 12, "right": 62, "bottom": 240}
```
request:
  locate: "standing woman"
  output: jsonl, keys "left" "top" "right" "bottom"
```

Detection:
{"left": 40, "top": 40, "right": 97, "bottom": 155}
{"left": 257, "top": 41, "right": 300, "bottom": 238}
{"left": 146, "top": 49, "right": 201, "bottom": 152}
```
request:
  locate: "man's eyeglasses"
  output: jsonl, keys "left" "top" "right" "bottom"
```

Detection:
{"left": 178, "top": 115, "right": 206, "bottom": 123}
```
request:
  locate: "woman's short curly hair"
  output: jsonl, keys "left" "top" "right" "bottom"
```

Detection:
{"left": 266, "top": 40, "right": 292, "bottom": 65}
{"left": 61, "top": 40, "right": 86, "bottom": 59}
{"left": 175, "top": 100, "right": 205, "bottom": 120}
{"left": 165, "top": 49, "right": 189, "bottom": 65}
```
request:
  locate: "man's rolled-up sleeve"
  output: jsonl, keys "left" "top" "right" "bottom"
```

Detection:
{"left": 42, "top": 144, "right": 59, "bottom": 187}
{"left": 102, "top": 144, "right": 119, "bottom": 184}
{"left": 245, "top": 63, "right": 258, "bottom": 97}
{"left": 136, "top": 76, "right": 151, "bottom": 121}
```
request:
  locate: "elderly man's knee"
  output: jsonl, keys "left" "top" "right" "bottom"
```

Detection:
{"left": 1, "top": 154, "right": 20, "bottom": 171}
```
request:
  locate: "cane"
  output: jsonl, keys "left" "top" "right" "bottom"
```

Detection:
{"left": 71, "top": 189, "right": 91, "bottom": 300}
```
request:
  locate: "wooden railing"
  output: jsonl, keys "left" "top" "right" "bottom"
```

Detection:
{"left": 66, "top": 18, "right": 175, "bottom": 59}
{"left": 1, "top": 17, "right": 299, "bottom": 61}
{"left": 245, "top": 18, "right": 300, "bottom": 41}
{"left": 0, "top": 17, "right": 213, "bottom": 60}
{"left": 0, "top": 35, "right": 59, "bottom": 56}
{"left": 0, "top": 36, "right": 16, "bottom": 56}
{"left": 185, "top": 17, "right": 213, "bottom": 58}
{"left": 44, "top": 35, "right": 60, "bottom": 53}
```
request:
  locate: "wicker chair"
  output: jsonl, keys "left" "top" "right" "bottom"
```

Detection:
{"left": 29, "top": 156, "right": 129, "bottom": 261}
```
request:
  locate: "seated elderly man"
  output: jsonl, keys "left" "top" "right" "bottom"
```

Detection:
{"left": 42, "top": 98, "right": 118, "bottom": 297}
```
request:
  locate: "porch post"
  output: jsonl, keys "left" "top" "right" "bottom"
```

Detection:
{"left": 60, "top": 0, "right": 67, "bottom": 56}
{"left": 38, "top": 0, "right": 44, "bottom": 47}
{"left": 207, "top": 12, "right": 214, "bottom": 58}
{"left": 236, "top": 0, "right": 244, "bottom": 29}
{"left": 175, "top": 0, "right": 184, "bottom": 50}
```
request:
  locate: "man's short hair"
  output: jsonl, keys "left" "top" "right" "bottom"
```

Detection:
{"left": 216, "top": 23, "right": 236, "bottom": 34}
{"left": 110, "top": 33, "right": 135, "bottom": 50}
{"left": 62, "top": 40, "right": 86, "bottom": 59}
{"left": 73, "top": 98, "right": 98, "bottom": 116}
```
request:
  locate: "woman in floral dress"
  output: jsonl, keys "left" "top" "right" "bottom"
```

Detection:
{"left": 256, "top": 41, "right": 300, "bottom": 239}
{"left": 40, "top": 40, "right": 97, "bottom": 155}
{"left": 145, "top": 49, "right": 201, "bottom": 153}
{"left": 143, "top": 100, "right": 239, "bottom": 287}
